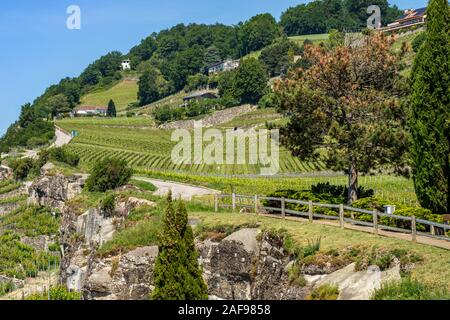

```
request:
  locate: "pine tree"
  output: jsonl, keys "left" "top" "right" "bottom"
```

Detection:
{"left": 107, "top": 99, "right": 117, "bottom": 117}
{"left": 152, "top": 192, "right": 208, "bottom": 300}
{"left": 410, "top": 0, "right": 450, "bottom": 215}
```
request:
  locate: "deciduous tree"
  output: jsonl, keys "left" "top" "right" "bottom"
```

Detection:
{"left": 274, "top": 33, "right": 409, "bottom": 204}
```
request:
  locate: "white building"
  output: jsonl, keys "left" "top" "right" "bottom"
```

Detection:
{"left": 121, "top": 59, "right": 131, "bottom": 71}
{"left": 208, "top": 59, "right": 240, "bottom": 75}
{"left": 74, "top": 106, "right": 108, "bottom": 117}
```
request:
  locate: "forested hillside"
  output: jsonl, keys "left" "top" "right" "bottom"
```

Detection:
{"left": 0, "top": 0, "right": 402, "bottom": 152}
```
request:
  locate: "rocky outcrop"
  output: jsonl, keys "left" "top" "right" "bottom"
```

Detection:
{"left": 0, "top": 165, "right": 13, "bottom": 180}
{"left": 197, "top": 229, "right": 308, "bottom": 300}
{"left": 312, "top": 263, "right": 401, "bottom": 300}
{"left": 83, "top": 246, "right": 158, "bottom": 300}
{"left": 60, "top": 195, "right": 156, "bottom": 296}
{"left": 28, "top": 173, "right": 87, "bottom": 210}
{"left": 0, "top": 202, "right": 21, "bottom": 216}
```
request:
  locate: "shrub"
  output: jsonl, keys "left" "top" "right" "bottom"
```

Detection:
{"left": 48, "top": 147, "right": 80, "bottom": 166}
{"left": 303, "top": 237, "right": 321, "bottom": 258}
{"left": 26, "top": 286, "right": 81, "bottom": 300}
{"left": 307, "top": 284, "right": 339, "bottom": 300}
{"left": 352, "top": 197, "right": 445, "bottom": 232}
{"left": 99, "top": 193, "right": 116, "bottom": 216}
{"left": 9, "top": 158, "right": 34, "bottom": 181}
{"left": 0, "top": 281, "right": 16, "bottom": 297}
{"left": 372, "top": 278, "right": 450, "bottom": 300}
{"left": 85, "top": 158, "right": 132, "bottom": 192}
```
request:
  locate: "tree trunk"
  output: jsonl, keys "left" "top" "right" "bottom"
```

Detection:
{"left": 348, "top": 159, "right": 358, "bottom": 205}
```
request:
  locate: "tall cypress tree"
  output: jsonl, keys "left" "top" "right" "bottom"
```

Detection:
{"left": 410, "top": 0, "right": 450, "bottom": 215}
{"left": 152, "top": 192, "right": 208, "bottom": 300}
{"left": 107, "top": 99, "right": 117, "bottom": 117}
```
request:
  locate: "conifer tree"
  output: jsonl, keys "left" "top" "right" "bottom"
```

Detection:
{"left": 410, "top": 0, "right": 450, "bottom": 214}
{"left": 107, "top": 99, "right": 117, "bottom": 117}
{"left": 152, "top": 192, "right": 208, "bottom": 300}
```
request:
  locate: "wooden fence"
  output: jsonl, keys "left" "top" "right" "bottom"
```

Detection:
{"left": 214, "top": 193, "right": 450, "bottom": 243}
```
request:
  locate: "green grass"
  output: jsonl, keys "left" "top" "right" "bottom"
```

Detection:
{"left": 80, "top": 79, "right": 139, "bottom": 112}
{"left": 0, "top": 181, "right": 22, "bottom": 195}
{"left": 129, "top": 179, "right": 157, "bottom": 192}
{"left": 372, "top": 278, "right": 450, "bottom": 300}
{"left": 57, "top": 116, "right": 154, "bottom": 127}
{"left": 219, "top": 108, "right": 282, "bottom": 128}
{"left": 289, "top": 34, "right": 329, "bottom": 46}
{"left": 191, "top": 210, "right": 450, "bottom": 290}
{"left": 97, "top": 202, "right": 163, "bottom": 257}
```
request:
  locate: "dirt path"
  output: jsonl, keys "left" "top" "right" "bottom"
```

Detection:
{"left": 50, "top": 126, "right": 72, "bottom": 148}
{"left": 133, "top": 176, "right": 219, "bottom": 201}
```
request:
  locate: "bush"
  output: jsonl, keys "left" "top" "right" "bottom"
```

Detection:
{"left": 99, "top": 193, "right": 116, "bottom": 216}
{"left": 372, "top": 278, "right": 450, "bottom": 300}
{"left": 48, "top": 147, "right": 80, "bottom": 166}
{"left": 85, "top": 158, "right": 133, "bottom": 192}
{"left": 26, "top": 286, "right": 81, "bottom": 300}
{"left": 9, "top": 158, "right": 34, "bottom": 181}
{"left": 352, "top": 197, "right": 445, "bottom": 232}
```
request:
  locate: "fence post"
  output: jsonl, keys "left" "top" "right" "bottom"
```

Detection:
{"left": 431, "top": 225, "right": 435, "bottom": 236}
{"left": 411, "top": 215, "right": 417, "bottom": 242}
{"left": 214, "top": 194, "right": 219, "bottom": 212}
{"left": 373, "top": 210, "right": 378, "bottom": 235}
{"left": 339, "top": 204, "right": 344, "bottom": 229}
{"left": 281, "top": 198, "right": 286, "bottom": 219}
{"left": 308, "top": 201, "right": 313, "bottom": 223}
{"left": 254, "top": 195, "right": 259, "bottom": 215}
{"left": 232, "top": 193, "right": 236, "bottom": 212}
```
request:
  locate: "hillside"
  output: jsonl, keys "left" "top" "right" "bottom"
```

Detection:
{"left": 80, "top": 78, "right": 139, "bottom": 112}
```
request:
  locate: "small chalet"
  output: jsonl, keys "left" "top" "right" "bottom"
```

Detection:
{"left": 74, "top": 105, "right": 108, "bottom": 116}
{"left": 382, "top": 7, "right": 427, "bottom": 32}
{"left": 183, "top": 90, "right": 218, "bottom": 106}
{"left": 208, "top": 59, "right": 240, "bottom": 75}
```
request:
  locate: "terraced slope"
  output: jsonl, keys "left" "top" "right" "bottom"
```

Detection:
{"left": 56, "top": 119, "right": 326, "bottom": 175}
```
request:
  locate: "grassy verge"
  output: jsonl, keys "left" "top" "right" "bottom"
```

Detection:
{"left": 190, "top": 210, "right": 450, "bottom": 289}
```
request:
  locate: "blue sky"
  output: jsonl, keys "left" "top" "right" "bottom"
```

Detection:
{"left": 0, "top": 0, "right": 428, "bottom": 135}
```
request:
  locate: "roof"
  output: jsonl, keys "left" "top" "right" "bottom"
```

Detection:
{"left": 183, "top": 91, "right": 218, "bottom": 100}
{"left": 74, "top": 105, "right": 108, "bottom": 111}
{"left": 398, "top": 7, "right": 427, "bottom": 20}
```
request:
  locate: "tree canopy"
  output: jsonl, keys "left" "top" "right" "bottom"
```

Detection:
{"left": 274, "top": 33, "right": 409, "bottom": 204}
{"left": 280, "top": 0, "right": 402, "bottom": 36}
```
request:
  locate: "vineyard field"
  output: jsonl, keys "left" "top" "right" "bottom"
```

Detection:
{"left": 56, "top": 121, "right": 326, "bottom": 175}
